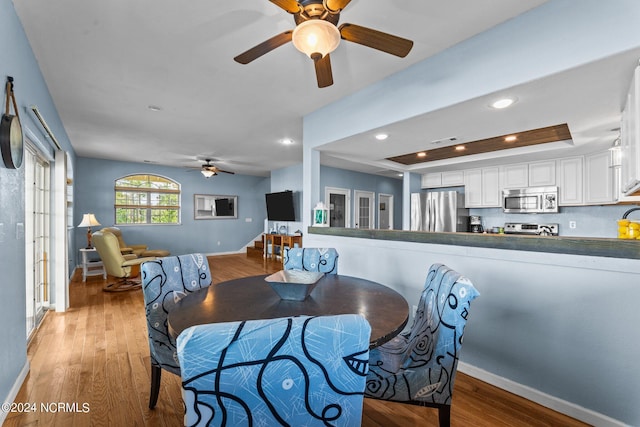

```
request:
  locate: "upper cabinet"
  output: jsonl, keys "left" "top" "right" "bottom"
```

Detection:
{"left": 464, "top": 167, "right": 500, "bottom": 208}
{"left": 421, "top": 170, "right": 464, "bottom": 188}
{"left": 621, "top": 63, "right": 640, "bottom": 195}
{"left": 557, "top": 157, "right": 583, "bottom": 205}
{"left": 500, "top": 160, "right": 555, "bottom": 189}
{"left": 584, "top": 151, "right": 615, "bottom": 204}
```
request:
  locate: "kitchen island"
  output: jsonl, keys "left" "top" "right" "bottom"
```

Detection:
{"left": 304, "top": 226, "right": 640, "bottom": 426}
{"left": 308, "top": 226, "right": 640, "bottom": 259}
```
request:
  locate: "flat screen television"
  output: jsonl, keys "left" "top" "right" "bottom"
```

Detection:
{"left": 265, "top": 191, "right": 296, "bottom": 221}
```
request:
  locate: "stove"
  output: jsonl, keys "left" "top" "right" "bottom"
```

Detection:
{"left": 503, "top": 222, "right": 559, "bottom": 236}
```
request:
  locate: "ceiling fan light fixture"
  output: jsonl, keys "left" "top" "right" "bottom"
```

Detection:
{"left": 201, "top": 170, "right": 215, "bottom": 178}
{"left": 292, "top": 19, "right": 340, "bottom": 58}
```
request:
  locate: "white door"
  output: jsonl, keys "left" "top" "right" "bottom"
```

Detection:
{"left": 24, "top": 142, "right": 51, "bottom": 338}
{"left": 377, "top": 194, "right": 393, "bottom": 229}
{"left": 325, "top": 187, "right": 350, "bottom": 228}
{"left": 354, "top": 190, "right": 375, "bottom": 229}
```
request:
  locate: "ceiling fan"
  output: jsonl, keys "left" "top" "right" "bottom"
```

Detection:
{"left": 190, "top": 159, "right": 235, "bottom": 178}
{"left": 234, "top": 0, "right": 414, "bottom": 88}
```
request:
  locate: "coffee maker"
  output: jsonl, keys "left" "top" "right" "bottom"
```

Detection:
{"left": 469, "top": 215, "right": 483, "bottom": 233}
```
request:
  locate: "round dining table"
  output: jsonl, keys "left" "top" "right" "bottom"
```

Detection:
{"left": 168, "top": 273, "right": 409, "bottom": 348}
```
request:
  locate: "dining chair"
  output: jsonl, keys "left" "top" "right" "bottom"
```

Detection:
{"left": 283, "top": 247, "right": 339, "bottom": 274}
{"left": 365, "top": 263, "right": 480, "bottom": 427}
{"left": 141, "top": 253, "right": 212, "bottom": 409}
{"left": 176, "top": 314, "right": 371, "bottom": 427}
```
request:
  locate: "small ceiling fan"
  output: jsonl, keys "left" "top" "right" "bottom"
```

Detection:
{"left": 234, "top": 0, "right": 414, "bottom": 88}
{"left": 189, "top": 159, "right": 235, "bottom": 178}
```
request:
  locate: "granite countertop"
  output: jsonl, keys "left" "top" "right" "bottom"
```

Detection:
{"left": 308, "top": 227, "right": 640, "bottom": 260}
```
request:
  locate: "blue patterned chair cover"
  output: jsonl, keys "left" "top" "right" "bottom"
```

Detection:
{"left": 365, "top": 263, "right": 479, "bottom": 427}
{"left": 141, "top": 253, "right": 212, "bottom": 408}
{"left": 176, "top": 314, "right": 371, "bottom": 427}
{"left": 283, "top": 247, "right": 339, "bottom": 274}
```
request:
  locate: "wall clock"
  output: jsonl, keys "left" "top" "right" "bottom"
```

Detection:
{"left": 1, "top": 77, "right": 24, "bottom": 169}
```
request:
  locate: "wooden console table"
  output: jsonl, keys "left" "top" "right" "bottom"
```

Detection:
{"left": 263, "top": 233, "right": 302, "bottom": 261}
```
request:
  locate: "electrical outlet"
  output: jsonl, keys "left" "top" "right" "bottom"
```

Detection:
{"left": 569, "top": 221, "right": 577, "bottom": 229}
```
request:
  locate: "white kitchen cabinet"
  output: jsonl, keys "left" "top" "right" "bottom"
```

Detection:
{"left": 482, "top": 167, "right": 501, "bottom": 206}
{"left": 529, "top": 160, "right": 556, "bottom": 186}
{"left": 463, "top": 169, "right": 482, "bottom": 207}
{"left": 620, "top": 64, "right": 640, "bottom": 195}
{"left": 421, "top": 171, "right": 464, "bottom": 188}
{"left": 421, "top": 173, "right": 442, "bottom": 188}
{"left": 500, "top": 163, "right": 528, "bottom": 188}
{"left": 441, "top": 170, "right": 464, "bottom": 187}
{"left": 584, "top": 151, "right": 615, "bottom": 204}
{"left": 557, "top": 156, "right": 583, "bottom": 205}
{"left": 464, "top": 167, "right": 500, "bottom": 207}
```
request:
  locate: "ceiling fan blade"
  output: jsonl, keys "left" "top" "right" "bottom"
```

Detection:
{"left": 269, "top": 0, "right": 301, "bottom": 14}
{"left": 312, "top": 53, "right": 334, "bottom": 88}
{"left": 216, "top": 168, "right": 235, "bottom": 174}
{"left": 234, "top": 31, "right": 293, "bottom": 64}
{"left": 324, "top": 0, "right": 352, "bottom": 13}
{"left": 339, "top": 23, "right": 413, "bottom": 58}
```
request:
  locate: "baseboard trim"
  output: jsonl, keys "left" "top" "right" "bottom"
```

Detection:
{"left": 0, "top": 360, "right": 30, "bottom": 424}
{"left": 457, "top": 362, "right": 628, "bottom": 427}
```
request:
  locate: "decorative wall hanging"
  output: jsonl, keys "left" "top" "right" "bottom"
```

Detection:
{"left": 1, "top": 76, "right": 24, "bottom": 169}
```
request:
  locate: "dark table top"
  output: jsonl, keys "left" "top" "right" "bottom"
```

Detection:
{"left": 168, "top": 273, "right": 409, "bottom": 348}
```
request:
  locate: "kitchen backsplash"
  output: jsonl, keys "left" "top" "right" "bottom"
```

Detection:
{"left": 470, "top": 205, "right": 640, "bottom": 238}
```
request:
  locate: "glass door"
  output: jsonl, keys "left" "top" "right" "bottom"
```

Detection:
{"left": 354, "top": 190, "right": 374, "bottom": 229}
{"left": 25, "top": 142, "right": 51, "bottom": 339}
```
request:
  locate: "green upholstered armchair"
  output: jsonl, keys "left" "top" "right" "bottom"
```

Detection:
{"left": 92, "top": 230, "right": 155, "bottom": 292}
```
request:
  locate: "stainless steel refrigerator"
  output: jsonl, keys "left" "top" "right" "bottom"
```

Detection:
{"left": 410, "top": 191, "right": 469, "bottom": 232}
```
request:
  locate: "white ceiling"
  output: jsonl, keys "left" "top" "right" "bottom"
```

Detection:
{"left": 14, "top": 0, "right": 636, "bottom": 178}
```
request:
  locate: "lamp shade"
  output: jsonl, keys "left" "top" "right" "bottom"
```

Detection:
{"left": 77, "top": 213, "right": 101, "bottom": 228}
{"left": 292, "top": 19, "right": 340, "bottom": 58}
{"left": 201, "top": 170, "right": 216, "bottom": 178}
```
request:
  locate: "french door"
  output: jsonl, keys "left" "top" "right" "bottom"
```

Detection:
{"left": 354, "top": 190, "right": 375, "bottom": 229}
{"left": 25, "top": 142, "right": 51, "bottom": 339}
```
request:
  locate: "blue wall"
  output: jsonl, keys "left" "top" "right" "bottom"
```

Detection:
{"left": 1, "top": 0, "right": 76, "bottom": 411}
{"left": 471, "top": 204, "right": 637, "bottom": 238}
{"left": 74, "top": 157, "right": 270, "bottom": 256}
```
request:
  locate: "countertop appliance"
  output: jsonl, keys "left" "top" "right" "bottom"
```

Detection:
{"left": 502, "top": 186, "right": 559, "bottom": 213}
{"left": 503, "top": 222, "right": 559, "bottom": 236}
{"left": 410, "top": 191, "right": 468, "bottom": 232}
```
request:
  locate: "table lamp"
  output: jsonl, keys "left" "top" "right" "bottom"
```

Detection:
{"left": 77, "top": 213, "right": 101, "bottom": 248}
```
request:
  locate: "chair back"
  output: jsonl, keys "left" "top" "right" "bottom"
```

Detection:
{"left": 100, "top": 227, "right": 127, "bottom": 249}
{"left": 92, "top": 230, "right": 128, "bottom": 277}
{"left": 283, "top": 247, "right": 339, "bottom": 274}
{"left": 177, "top": 314, "right": 370, "bottom": 427}
{"left": 141, "top": 253, "right": 212, "bottom": 375}
{"left": 366, "top": 263, "right": 479, "bottom": 406}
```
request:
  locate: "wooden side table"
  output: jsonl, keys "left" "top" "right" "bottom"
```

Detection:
{"left": 79, "top": 248, "right": 107, "bottom": 282}
{"left": 263, "top": 233, "right": 302, "bottom": 261}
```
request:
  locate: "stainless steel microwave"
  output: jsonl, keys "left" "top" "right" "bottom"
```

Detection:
{"left": 502, "top": 186, "right": 559, "bottom": 213}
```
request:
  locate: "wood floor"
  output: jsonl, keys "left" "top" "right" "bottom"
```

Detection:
{"left": 5, "top": 254, "right": 589, "bottom": 427}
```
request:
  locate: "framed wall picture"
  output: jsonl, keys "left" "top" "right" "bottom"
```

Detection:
{"left": 194, "top": 194, "right": 237, "bottom": 219}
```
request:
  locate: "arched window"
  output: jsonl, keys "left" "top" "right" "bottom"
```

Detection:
{"left": 114, "top": 174, "right": 180, "bottom": 224}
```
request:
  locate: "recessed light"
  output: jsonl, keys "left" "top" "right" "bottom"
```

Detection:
{"left": 281, "top": 138, "right": 295, "bottom": 145}
{"left": 504, "top": 135, "right": 517, "bottom": 142}
{"left": 490, "top": 97, "right": 516, "bottom": 109}
{"left": 147, "top": 105, "right": 162, "bottom": 111}
{"left": 375, "top": 133, "right": 389, "bottom": 141}
{"left": 454, "top": 145, "right": 466, "bottom": 151}
{"left": 417, "top": 152, "right": 427, "bottom": 157}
